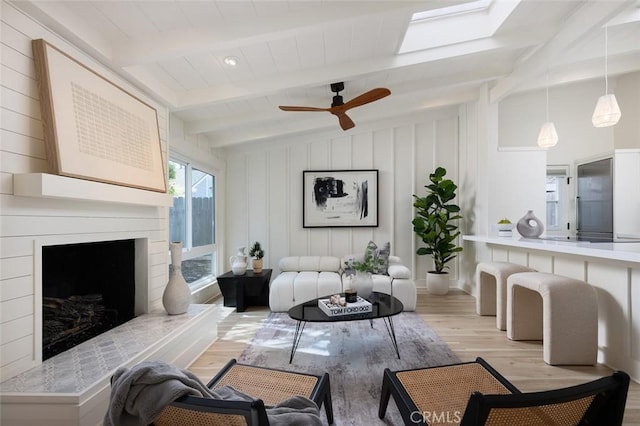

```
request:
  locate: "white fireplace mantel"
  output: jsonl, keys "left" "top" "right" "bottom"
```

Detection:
{"left": 13, "top": 173, "right": 173, "bottom": 207}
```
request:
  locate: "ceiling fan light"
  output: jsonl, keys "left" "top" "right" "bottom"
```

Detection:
{"left": 537, "top": 122, "right": 558, "bottom": 148}
{"left": 592, "top": 94, "right": 621, "bottom": 127}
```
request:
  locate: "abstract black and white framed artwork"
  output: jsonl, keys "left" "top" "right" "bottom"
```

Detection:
{"left": 303, "top": 169, "right": 378, "bottom": 228}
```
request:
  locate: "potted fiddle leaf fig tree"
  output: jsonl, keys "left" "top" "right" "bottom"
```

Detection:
{"left": 412, "top": 166, "right": 463, "bottom": 295}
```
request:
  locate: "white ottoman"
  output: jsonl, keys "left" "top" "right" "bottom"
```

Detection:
{"left": 507, "top": 272, "right": 598, "bottom": 365}
{"left": 475, "top": 262, "right": 535, "bottom": 330}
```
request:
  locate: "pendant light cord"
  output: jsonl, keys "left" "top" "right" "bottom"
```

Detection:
{"left": 605, "top": 25, "right": 609, "bottom": 94}
{"left": 545, "top": 73, "right": 550, "bottom": 122}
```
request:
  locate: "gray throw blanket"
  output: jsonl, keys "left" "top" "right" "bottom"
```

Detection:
{"left": 103, "top": 361, "right": 323, "bottom": 426}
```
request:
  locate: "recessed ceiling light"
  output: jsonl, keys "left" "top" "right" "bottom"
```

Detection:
{"left": 224, "top": 56, "right": 238, "bottom": 67}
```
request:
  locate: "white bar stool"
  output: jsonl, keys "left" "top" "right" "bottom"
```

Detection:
{"left": 475, "top": 262, "right": 535, "bottom": 330}
{"left": 507, "top": 272, "right": 598, "bottom": 365}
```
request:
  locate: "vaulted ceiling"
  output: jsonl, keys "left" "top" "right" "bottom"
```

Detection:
{"left": 13, "top": 0, "right": 640, "bottom": 147}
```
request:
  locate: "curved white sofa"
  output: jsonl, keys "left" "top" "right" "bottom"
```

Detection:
{"left": 268, "top": 255, "right": 417, "bottom": 312}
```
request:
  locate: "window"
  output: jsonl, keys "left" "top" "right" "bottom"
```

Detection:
{"left": 169, "top": 159, "right": 217, "bottom": 287}
{"left": 546, "top": 165, "right": 570, "bottom": 233}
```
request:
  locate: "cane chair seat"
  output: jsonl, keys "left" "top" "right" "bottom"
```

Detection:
{"left": 378, "top": 357, "right": 629, "bottom": 426}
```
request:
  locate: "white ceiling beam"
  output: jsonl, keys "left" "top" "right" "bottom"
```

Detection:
{"left": 12, "top": 1, "right": 114, "bottom": 61}
{"left": 489, "top": 0, "right": 636, "bottom": 102}
{"left": 512, "top": 51, "right": 640, "bottom": 94}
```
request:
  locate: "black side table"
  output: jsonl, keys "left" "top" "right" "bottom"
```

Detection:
{"left": 217, "top": 269, "right": 272, "bottom": 312}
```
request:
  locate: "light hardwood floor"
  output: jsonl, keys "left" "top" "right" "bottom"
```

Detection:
{"left": 189, "top": 289, "right": 640, "bottom": 424}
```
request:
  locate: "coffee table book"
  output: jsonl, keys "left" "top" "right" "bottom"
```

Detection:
{"left": 318, "top": 296, "right": 372, "bottom": 317}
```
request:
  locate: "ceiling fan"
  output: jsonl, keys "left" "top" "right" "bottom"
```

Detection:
{"left": 278, "top": 82, "right": 391, "bottom": 131}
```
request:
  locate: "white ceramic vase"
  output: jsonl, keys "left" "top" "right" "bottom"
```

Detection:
{"left": 229, "top": 247, "right": 248, "bottom": 275}
{"left": 162, "top": 242, "right": 191, "bottom": 315}
{"left": 426, "top": 271, "right": 449, "bottom": 295}
{"left": 353, "top": 271, "right": 374, "bottom": 299}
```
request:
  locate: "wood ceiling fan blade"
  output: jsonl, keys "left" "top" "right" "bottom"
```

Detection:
{"left": 337, "top": 113, "right": 355, "bottom": 130}
{"left": 279, "top": 106, "right": 329, "bottom": 112}
{"left": 341, "top": 88, "right": 391, "bottom": 111}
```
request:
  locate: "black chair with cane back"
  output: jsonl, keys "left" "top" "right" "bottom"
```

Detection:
{"left": 378, "top": 357, "right": 629, "bottom": 426}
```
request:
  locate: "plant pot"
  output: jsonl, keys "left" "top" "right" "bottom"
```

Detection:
{"left": 426, "top": 271, "right": 449, "bottom": 295}
{"left": 352, "top": 270, "right": 374, "bottom": 299}
{"left": 252, "top": 258, "right": 263, "bottom": 273}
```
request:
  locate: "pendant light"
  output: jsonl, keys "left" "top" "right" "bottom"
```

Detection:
{"left": 537, "top": 73, "right": 558, "bottom": 148}
{"left": 592, "top": 25, "right": 621, "bottom": 127}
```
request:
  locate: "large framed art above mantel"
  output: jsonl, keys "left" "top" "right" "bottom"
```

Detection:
{"left": 303, "top": 169, "right": 379, "bottom": 228}
{"left": 31, "top": 39, "right": 166, "bottom": 193}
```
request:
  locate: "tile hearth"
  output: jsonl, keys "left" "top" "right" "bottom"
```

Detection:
{"left": 0, "top": 304, "right": 218, "bottom": 426}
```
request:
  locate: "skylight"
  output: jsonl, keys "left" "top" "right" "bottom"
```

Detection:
{"left": 411, "top": 0, "right": 492, "bottom": 22}
{"left": 399, "top": 0, "right": 518, "bottom": 54}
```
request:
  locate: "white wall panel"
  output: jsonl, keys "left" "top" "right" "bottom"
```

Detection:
{"left": 0, "top": 256, "right": 32, "bottom": 280}
{"left": 1, "top": 64, "right": 38, "bottom": 99}
{"left": 393, "top": 125, "right": 415, "bottom": 273}
{"left": 0, "top": 276, "right": 32, "bottom": 300}
{"left": 1, "top": 316, "right": 32, "bottom": 344}
{"left": 552, "top": 255, "right": 586, "bottom": 280}
{"left": 587, "top": 262, "right": 630, "bottom": 368}
{"left": 373, "top": 128, "right": 393, "bottom": 249}
{"left": 330, "top": 136, "right": 351, "bottom": 169}
{"left": 1, "top": 296, "right": 34, "bottom": 323}
{"left": 506, "top": 249, "right": 527, "bottom": 266}
{"left": 247, "top": 152, "right": 269, "bottom": 250}
{"left": 528, "top": 252, "right": 553, "bottom": 272}
{"left": 0, "top": 129, "right": 45, "bottom": 158}
{"left": 268, "top": 147, "right": 289, "bottom": 270}
{"left": 288, "top": 143, "right": 308, "bottom": 256}
{"left": 0, "top": 108, "right": 43, "bottom": 138}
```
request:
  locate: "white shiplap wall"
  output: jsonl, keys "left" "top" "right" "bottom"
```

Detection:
{"left": 0, "top": 2, "right": 169, "bottom": 381}
{"left": 222, "top": 107, "right": 461, "bottom": 289}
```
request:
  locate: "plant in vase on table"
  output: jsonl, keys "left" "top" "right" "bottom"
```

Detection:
{"left": 344, "top": 251, "right": 382, "bottom": 299}
{"left": 412, "top": 166, "right": 463, "bottom": 295}
{"left": 249, "top": 241, "right": 264, "bottom": 273}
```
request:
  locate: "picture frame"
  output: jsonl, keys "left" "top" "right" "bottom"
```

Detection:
{"left": 31, "top": 39, "right": 166, "bottom": 193}
{"left": 303, "top": 169, "right": 379, "bottom": 228}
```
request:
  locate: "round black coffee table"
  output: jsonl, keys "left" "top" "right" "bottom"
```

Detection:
{"left": 287, "top": 291, "right": 404, "bottom": 363}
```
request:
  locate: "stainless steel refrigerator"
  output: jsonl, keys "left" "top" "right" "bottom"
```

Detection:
{"left": 576, "top": 157, "right": 613, "bottom": 242}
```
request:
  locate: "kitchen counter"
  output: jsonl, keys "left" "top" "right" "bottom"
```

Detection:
{"left": 464, "top": 234, "right": 640, "bottom": 382}
{"left": 463, "top": 235, "right": 640, "bottom": 264}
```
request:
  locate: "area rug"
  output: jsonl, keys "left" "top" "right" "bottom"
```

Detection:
{"left": 237, "top": 312, "right": 460, "bottom": 425}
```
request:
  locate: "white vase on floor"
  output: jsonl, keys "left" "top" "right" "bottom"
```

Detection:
{"left": 162, "top": 242, "right": 191, "bottom": 315}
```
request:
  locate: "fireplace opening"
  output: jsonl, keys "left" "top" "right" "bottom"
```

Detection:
{"left": 42, "top": 239, "right": 136, "bottom": 360}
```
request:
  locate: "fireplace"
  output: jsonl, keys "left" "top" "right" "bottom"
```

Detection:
{"left": 42, "top": 239, "right": 136, "bottom": 360}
